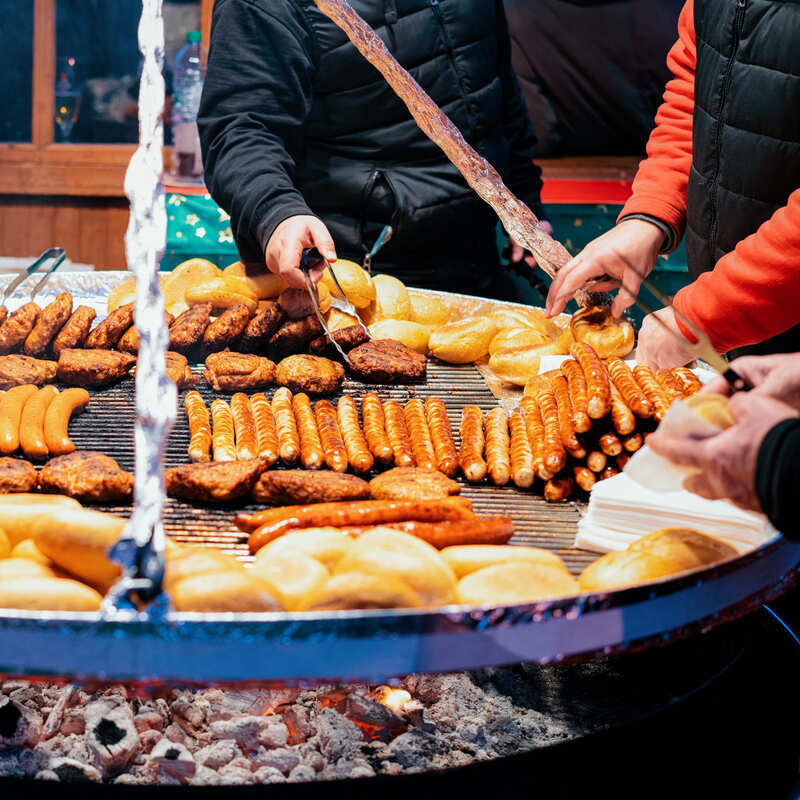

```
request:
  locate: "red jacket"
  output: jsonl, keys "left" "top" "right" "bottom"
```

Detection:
{"left": 619, "top": 0, "right": 800, "bottom": 353}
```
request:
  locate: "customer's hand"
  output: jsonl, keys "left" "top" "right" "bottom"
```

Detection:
{"left": 647, "top": 393, "right": 798, "bottom": 511}
{"left": 265, "top": 215, "right": 337, "bottom": 289}
{"left": 701, "top": 354, "right": 800, "bottom": 410}
{"left": 545, "top": 218, "right": 664, "bottom": 318}
{"left": 635, "top": 307, "right": 703, "bottom": 369}
{"left": 510, "top": 220, "right": 554, "bottom": 269}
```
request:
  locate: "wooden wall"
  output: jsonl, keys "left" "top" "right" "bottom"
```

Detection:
{"left": 0, "top": 195, "right": 129, "bottom": 268}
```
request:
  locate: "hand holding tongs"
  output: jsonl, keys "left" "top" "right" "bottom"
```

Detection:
{"left": 299, "top": 248, "right": 372, "bottom": 364}
{"left": 3, "top": 247, "right": 66, "bottom": 304}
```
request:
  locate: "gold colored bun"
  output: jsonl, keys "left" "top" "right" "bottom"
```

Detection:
{"left": 334, "top": 527, "right": 456, "bottom": 606}
{"left": 300, "top": 571, "right": 422, "bottom": 610}
{"left": 441, "top": 544, "right": 570, "bottom": 579}
{"left": 428, "top": 317, "right": 498, "bottom": 364}
{"left": 489, "top": 327, "right": 552, "bottom": 356}
{"left": 249, "top": 553, "right": 329, "bottom": 611}
{"left": 0, "top": 557, "right": 56, "bottom": 580}
{"left": 570, "top": 306, "right": 635, "bottom": 359}
{"left": 171, "top": 570, "right": 284, "bottom": 612}
{"left": 490, "top": 341, "right": 565, "bottom": 387}
{"left": 326, "top": 307, "right": 360, "bottom": 332}
{"left": 684, "top": 393, "right": 736, "bottom": 429}
{"left": 9, "top": 538, "right": 50, "bottom": 565}
{"left": 0, "top": 528, "right": 8, "bottom": 559}
{"left": 223, "top": 261, "right": 287, "bottom": 299}
{"left": 107, "top": 278, "right": 137, "bottom": 314}
{"left": 320, "top": 260, "right": 376, "bottom": 309}
{"left": 278, "top": 285, "right": 331, "bottom": 318}
{"left": 0, "top": 495, "right": 82, "bottom": 548}
{"left": 185, "top": 277, "right": 258, "bottom": 315}
{"left": 456, "top": 562, "right": 579, "bottom": 606}
{"left": 164, "top": 547, "right": 242, "bottom": 591}
{"left": 253, "top": 527, "right": 353, "bottom": 569}
{"left": 491, "top": 307, "right": 562, "bottom": 339}
{"left": 0, "top": 576, "right": 102, "bottom": 611}
{"left": 408, "top": 290, "right": 452, "bottom": 327}
{"left": 628, "top": 528, "right": 738, "bottom": 567}
{"left": 369, "top": 320, "right": 430, "bottom": 354}
{"left": 361, "top": 274, "right": 411, "bottom": 324}
{"left": 161, "top": 258, "right": 222, "bottom": 309}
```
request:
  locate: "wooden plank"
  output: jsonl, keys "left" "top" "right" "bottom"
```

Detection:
{"left": 32, "top": 0, "right": 56, "bottom": 148}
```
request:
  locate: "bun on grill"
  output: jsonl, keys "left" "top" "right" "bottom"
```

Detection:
{"left": 684, "top": 393, "right": 736, "bottom": 429}
{"left": 441, "top": 544, "right": 571, "bottom": 579}
{"left": 428, "top": 317, "right": 498, "bottom": 364}
{"left": 456, "top": 562, "right": 579, "bottom": 606}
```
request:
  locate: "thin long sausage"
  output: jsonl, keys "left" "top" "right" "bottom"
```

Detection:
{"left": 376, "top": 517, "right": 514, "bottom": 549}
{"left": 250, "top": 393, "right": 279, "bottom": 466}
{"left": 403, "top": 398, "right": 437, "bottom": 471}
{"left": 560, "top": 358, "right": 592, "bottom": 433}
{"left": 655, "top": 369, "right": 683, "bottom": 405}
{"left": 570, "top": 342, "right": 611, "bottom": 419}
{"left": 337, "top": 396, "right": 374, "bottom": 474}
{"left": 19, "top": 385, "right": 58, "bottom": 460}
{"left": 43, "top": 388, "right": 89, "bottom": 456}
{"left": 293, "top": 392, "right": 324, "bottom": 470}
{"left": 607, "top": 357, "right": 654, "bottom": 418}
{"left": 520, "top": 396, "right": 549, "bottom": 481}
{"left": 633, "top": 365, "right": 671, "bottom": 421}
{"left": 0, "top": 384, "right": 38, "bottom": 455}
{"left": 508, "top": 411, "right": 534, "bottom": 488}
{"left": 271, "top": 387, "right": 300, "bottom": 465}
{"left": 485, "top": 407, "right": 511, "bottom": 486}
{"left": 315, "top": 399, "right": 349, "bottom": 473}
{"left": 184, "top": 390, "right": 211, "bottom": 463}
{"left": 671, "top": 366, "right": 702, "bottom": 397}
{"left": 361, "top": 393, "right": 393, "bottom": 466}
{"left": 459, "top": 405, "right": 487, "bottom": 482}
{"left": 383, "top": 400, "right": 414, "bottom": 467}
{"left": 529, "top": 380, "right": 567, "bottom": 477}
{"left": 609, "top": 385, "right": 637, "bottom": 435}
{"left": 231, "top": 393, "right": 258, "bottom": 461}
{"left": 425, "top": 397, "right": 458, "bottom": 478}
{"left": 551, "top": 375, "right": 586, "bottom": 459}
{"left": 210, "top": 399, "right": 236, "bottom": 462}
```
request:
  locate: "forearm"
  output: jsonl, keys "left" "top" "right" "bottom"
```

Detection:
{"left": 756, "top": 419, "right": 800, "bottom": 539}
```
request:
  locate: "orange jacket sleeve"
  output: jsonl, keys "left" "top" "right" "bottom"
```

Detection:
{"left": 618, "top": 0, "right": 695, "bottom": 235}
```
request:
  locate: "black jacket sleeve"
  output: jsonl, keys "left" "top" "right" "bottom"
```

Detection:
{"left": 755, "top": 418, "right": 800, "bottom": 539}
{"left": 495, "top": 0, "right": 545, "bottom": 222}
{"left": 198, "top": 0, "right": 319, "bottom": 263}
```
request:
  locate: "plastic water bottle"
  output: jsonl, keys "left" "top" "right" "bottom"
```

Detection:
{"left": 172, "top": 31, "right": 206, "bottom": 178}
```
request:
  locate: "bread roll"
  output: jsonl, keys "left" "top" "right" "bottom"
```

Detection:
{"left": 334, "top": 527, "right": 456, "bottom": 606}
{"left": 31, "top": 508, "right": 126, "bottom": 591}
{"left": 161, "top": 259, "right": 222, "bottom": 311}
{"left": 684, "top": 394, "right": 736, "bottom": 429}
{"left": 441, "top": 544, "right": 571, "bottom": 579}
{"left": 0, "top": 528, "right": 9, "bottom": 559}
{"left": 299, "top": 571, "right": 422, "bottom": 610}
{"left": 249, "top": 553, "right": 329, "bottom": 611}
{"left": 490, "top": 341, "right": 565, "bottom": 387}
{"left": 570, "top": 306, "right": 635, "bottom": 359}
{"left": 278, "top": 285, "right": 331, "bottom": 318}
{"left": 253, "top": 528, "right": 353, "bottom": 569}
{"left": 320, "top": 260, "right": 376, "bottom": 309}
{"left": 10, "top": 538, "right": 50, "bottom": 565}
{"left": 408, "top": 290, "right": 452, "bottom": 327}
{"left": 185, "top": 277, "right": 258, "bottom": 315}
{"left": 628, "top": 528, "right": 738, "bottom": 567}
{"left": 491, "top": 307, "right": 562, "bottom": 339}
{"left": 0, "top": 557, "right": 56, "bottom": 580}
{"left": 456, "top": 562, "right": 579, "bottom": 606}
{"left": 489, "top": 327, "right": 553, "bottom": 357}
{"left": 327, "top": 307, "right": 360, "bottom": 332}
{"left": 171, "top": 570, "right": 284, "bottom": 612}
{"left": 223, "top": 261, "right": 287, "bottom": 299}
{"left": 164, "top": 547, "right": 242, "bottom": 591}
{"left": 428, "top": 317, "right": 498, "bottom": 364}
{"left": 369, "top": 320, "right": 430, "bottom": 354}
{"left": 0, "top": 576, "right": 102, "bottom": 611}
{"left": 361, "top": 274, "right": 411, "bottom": 324}
{"left": 0, "top": 494, "right": 82, "bottom": 547}
{"left": 107, "top": 278, "right": 137, "bottom": 314}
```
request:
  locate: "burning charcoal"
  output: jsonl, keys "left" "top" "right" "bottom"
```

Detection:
{"left": 252, "top": 766, "right": 288, "bottom": 784}
{"left": 134, "top": 710, "right": 165, "bottom": 733}
{"left": 0, "top": 697, "right": 42, "bottom": 748}
{"left": 252, "top": 746, "right": 300, "bottom": 776}
{"left": 84, "top": 699, "right": 140, "bottom": 775}
{"left": 217, "top": 763, "right": 256, "bottom": 785}
{"left": 287, "top": 764, "right": 317, "bottom": 782}
{"left": 139, "top": 730, "right": 162, "bottom": 754}
{"left": 195, "top": 738, "right": 241, "bottom": 770}
{"left": 208, "top": 716, "right": 288, "bottom": 752}
{"left": 282, "top": 706, "right": 313, "bottom": 745}
{"left": 343, "top": 693, "right": 408, "bottom": 742}
{"left": 47, "top": 757, "right": 102, "bottom": 783}
{"left": 170, "top": 694, "right": 209, "bottom": 731}
{"left": 163, "top": 722, "right": 195, "bottom": 749}
{"left": 43, "top": 685, "right": 78, "bottom": 739}
{"left": 148, "top": 738, "right": 196, "bottom": 783}
{"left": 315, "top": 708, "right": 365, "bottom": 762}
{"left": 60, "top": 710, "right": 86, "bottom": 736}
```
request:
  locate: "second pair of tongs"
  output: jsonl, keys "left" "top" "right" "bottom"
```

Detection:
{"left": 3, "top": 247, "right": 66, "bottom": 304}
{"left": 299, "top": 248, "right": 372, "bottom": 364}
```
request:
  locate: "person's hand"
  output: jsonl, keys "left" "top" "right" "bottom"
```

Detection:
{"left": 635, "top": 307, "right": 703, "bottom": 369}
{"left": 510, "top": 220, "right": 554, "bottom": 269}
{"left": 545, "top": 218, "right": 665, "bottom": 318}
{"left": 647, "top": 393, "right": 798, "bottom": 511}
{"left": 701, "top": 354, "right": 800, "bottom": 410}
{"left": 265, "top": 215, "right": 337, "bottom": 289}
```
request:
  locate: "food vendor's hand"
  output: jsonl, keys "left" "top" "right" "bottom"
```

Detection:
{"left": 635, "top": 308, "right": 703, "bottom": 369}
{"left": 648, "top": 393, "right": 798, "bottom": 511}
{"left": 545, "top": 219, "right": 664, "bottom": 318}
{"left": 266, "top": 215, "right": 337, "bottom": 289}
{"left": 510, "top": 220, "right": 554, "bottom": 268}
{"left": 701, "top": 354, "right": 800, "bottom": 410}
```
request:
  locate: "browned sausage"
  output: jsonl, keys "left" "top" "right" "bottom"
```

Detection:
{"left": 560, "top": 358, "right": 592, "bottom": 433}
{"left": 599, "top": 431, "right": 623, "bottom": 457}
{"left": 520, "top": 396, "right": 549, "bottom": 481}
{"left": 19, "top": 385, "right": 58, "bottom": 460}
{"left": 586, "top": 450, "right": 607, "bottom": 473}
{"left": 85, "top": 302, "right": 134, "bottom": 350}
{"left": 361, "top": 393, "right": 393, "bottom": 466}
{"left": 570, "top": 342, "right": 611, "bottom": 419}
{"left": 249, "top": 393, "right": 279, "bottom": 466}
{"left": 633, "top": 365, "right": 671, "bottom": 421}
{"left": 425, "top": 397, "right": 459, "bottom": 478}
{"left": 485, "top": 407, "right": 511, "bottom": 487}
{"left": 529, "top": 381, "right": 567, "bottom": 478}
{"left": 622, "top": 431, "right": 644, "bottom": 453}
{"left": 609, "top": 385, "right": 637, "bottom": 435}
{"left": 544, "top": 477, "right": 574, "bottom": 502}
{"left": 551, "top": 375, "right": 586, "bottom": 459}
{"left": 607, "top": 357, "right": 654, "bottom": 418}
{"left": 337, "top": 396, "right": 374, "bottom": 474}
{"left": 292, "top": 392, "right": 325, "bottom": 470}
{"left": 379, "top": 517, "right": 514, "bottom": 549}
{"left": 509, "top": 411, "right": 534, "bottom": 488}
{"left": 271, "top": 387, "right": 300, "bottom": 465}
{"left": 615, "top": 452, "right": 632, "bottom": 471}
{"left": 43, "top": 388, "right": 89, "bottom": 457}
{"left": 600, "top": 463, "right": 621, "bottom": 481}
{"left": 383, "top": 400, "right": 414, "bottom": 468}
{"left": 210, "top": 399, "right": 236, "bottom": 462}
{"left": 24, "top": 293, "right": 72, "bottom": 357}
{"left": 0, "top": 303, "right": 40, "bottom": 355}
{"left": 671, "top": 366, "right": 703, "bottom": 397}
{"left": 459, "top": 405, "right": 488, "bottom": 482}
{"left": 0, "top": 384, "right": 38, "bottom": 454}
{"left": 403, "top": 399, "right": 437, "bottom": 471}
{"left": 184, "top": 390, "right": 211, "bottom": 463}
{"left": 573, "top": 465, "right": 596, "bottom": 493}
{"left": 655, "top": 369, "right": 683, "bottom": 405}
{"left": 231, "top": 392, "right": 258, "bottom": 461}
{"left": 315, "top": 399, "right": 349, "bottom": 473}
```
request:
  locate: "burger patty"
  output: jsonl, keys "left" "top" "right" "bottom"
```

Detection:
{"left": 347, "top": 339, "right": 427, "bottom": 383}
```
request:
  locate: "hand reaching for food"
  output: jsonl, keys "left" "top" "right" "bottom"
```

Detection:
{"left": 265, "top": 214, "right": 338, "bottom": 289}
{"left": 701, "top": 353, "right": 800, "bottom": 409}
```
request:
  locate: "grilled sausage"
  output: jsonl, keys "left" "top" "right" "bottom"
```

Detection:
{"left": 485, "top": 407, "right": 511, "bottom": 487}
{"left": 573, "top": 465, "right": 596, "bottom": 493}
{"left": 520, "top": 396, "right": 549, "bottom": 481}
{"left": 361, "top": 393, "right": 394, "bottom": 466}
{"left": 337, "top": 396, "right": 374, "bottom": 474}
{"left": 570, "top": 342, "right": 611, "bottom": 419}
{"left": 607, "top": 357, "right": 654, "bottom": 418}
{"left": 598, "top": 431, "right": 623, "bottom": 457}
{"left": 458, "top": 405, "right": 488, "bottom": 482}
{"left": 0, "top": 303, "right": 40, "bottom": 355}
{"left": 19, "top": 385, "right": 58, "bottom": 460}
{"left": 586, "top": 450, "right": 607, "bottom": 473}
{"left": 24, "top": 293, "right": 72, "bottom": 357}
{"left": 544, "top": 477, "right": 574, "bottom": 502}
{"left": 43, "top": 388, "right": 89, "bottom": 457}
{"left": 0, "top": 385, "right": 38, "bottom": 455}
{"left": 271, "top": 387, "right": 300, "bottom": 465}
{"left": 376, "top": 517, "right": 514, "bottom": 549}
{"left": 315, "top": 399, "right": 349, "bottom": 473}
{"left": 403, "top": 398, "right": 437, "bottom": 471}
{"left": 425, "top": 397, "right": 459, "bottom": 478}
{"left": 52, "top": 305, "right": 96, "bottom": 358}
{"left": 551, "top": 375, "right": 586, "bottom": 459}
{"left": 633, "top": 365, "right": 671, "bottom": 421}
{"left": 210, "top": 399, "right": 236, "bottom": 462}
{"left": 85, "top": 302, "right": 134, "bottom": 350}
{"left": 600, "top": 462, "right": 621, "bottom": 481}
{"left": 250, "top": 393, "right": 279, "bottom": 466}
{"left": 529, "top": 381, "right": 567, "bottom": 478}
{"left": 615, "top": 452, "right": 632, "bottom": 471}
{"left": 184, "top": 390, "right": 211, "bottom": 463}
{"left": 383, "top": 400, "right": 415, "bottom": 468}
{"left": 622, "top": 431, "right": 644, "bottom": 453}
{"left": 508, "top": 411, "right": 534, "bottom": 489}
{"left": 292, "top": 392, "right": 325, "bottom": 470}
{"left": 609, "top": 385, "right": 637, "bottom": 436}
{"left": 671, "top": 366, "right": 703, "bottom": 397}
{"left": 560, "top": 358, "right": 592, "bottom": 433}
{"left": 231, "top": 392, "right": 258, "bottom": 461}
{"left": 655, "top": 369, "right": 684, "bottom": 405}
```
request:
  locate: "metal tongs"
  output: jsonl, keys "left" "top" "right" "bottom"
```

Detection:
{"left": 3, "top": 247, "right": 66, "bottom": 304}
{"left": 299, "top": 248, "right": 372, "bottom": 364}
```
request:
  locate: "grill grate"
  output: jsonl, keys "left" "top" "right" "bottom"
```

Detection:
{"left": 64, "top": 360, "right": 596, "bottom": 576}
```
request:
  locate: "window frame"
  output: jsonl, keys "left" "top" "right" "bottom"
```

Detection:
{"left": 0, "top": 0, "right": 214, "bottom": 197}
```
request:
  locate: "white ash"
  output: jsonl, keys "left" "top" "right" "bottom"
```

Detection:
{"left": 0, "top": 669, "right": 592, "bottom": 785}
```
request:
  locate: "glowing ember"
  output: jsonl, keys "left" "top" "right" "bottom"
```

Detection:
{"left": 374, "top": 687, "right": 412, "bottom": 713}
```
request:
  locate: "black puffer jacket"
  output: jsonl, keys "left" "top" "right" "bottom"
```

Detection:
{"left": 198, "top": 0, "right": 544, "bottom": 291}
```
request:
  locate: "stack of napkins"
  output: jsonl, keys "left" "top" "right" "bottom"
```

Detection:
{"left": 575, "top": 473, "right": 777, "bottom": 554}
